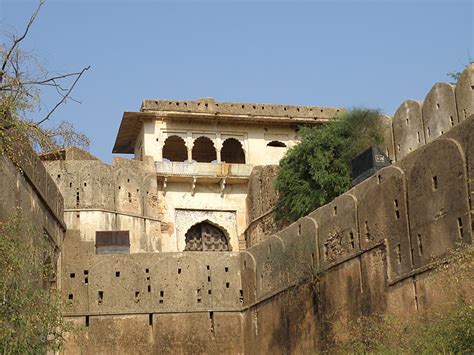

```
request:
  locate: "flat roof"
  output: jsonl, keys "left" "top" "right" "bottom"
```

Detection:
{"left": 113, "top": 98, "right": 343, "bottom": 154}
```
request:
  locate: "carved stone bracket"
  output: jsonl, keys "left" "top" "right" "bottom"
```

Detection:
{"left": 191, "top": 176, "right": 197, "bottom": 196}
{"left": 219, "top": 177, "right": 226, "bottom": 197}
{"left": 162, "top": 177, "right": 168, "bottom": 196}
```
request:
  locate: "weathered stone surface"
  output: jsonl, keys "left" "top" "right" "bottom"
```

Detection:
{"left": 422, "top": 82, "right": 458, "bottom": 143}
{"left": 309, "top": 194, "right": 358, "bottom": 267}
{"left": 142, "top": 97, "right": 341, "bottom": 120}
{"left": 380, "top": 114, "right": 396, "bottom": 161}
{"left": 245, "top": 165, "right": 279, "bottom": 247}
{"left": 62, "top": 233, "right": 243, "bottom": 315}
{"left": 351, "top": 166, "right": 411, "bottom": 279}
{"left": 400, "top": 138, "right": 471, "bottom": 268}
{"left": 276, "top": 217, "right": 318, "bottom": 282}
{"left": 392, "top": 100, "right": 425, "bottom": 160}
{"left": 246, "top": 235, "right": 286, "bottom": 299}
{"left": 455, "top": 63, "right": 474, "bottom": 122}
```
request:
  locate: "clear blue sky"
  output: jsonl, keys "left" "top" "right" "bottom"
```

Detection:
{"left": 1, "top": 0, "right": 472, "bottom": 162}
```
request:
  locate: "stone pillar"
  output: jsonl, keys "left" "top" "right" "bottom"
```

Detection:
{"left": 215, "top": 133, "right": 222, "bottom": 163}
{"left": 186, "top": 132, "right": 193, "bottom": 162}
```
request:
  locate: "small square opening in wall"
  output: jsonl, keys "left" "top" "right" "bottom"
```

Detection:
{"left": 84, "top": 270, "right": 89, "bottom": 275}
{"left": 226, "top": 282, "right": 230, "bottom": 288}
{"left": 70, "top": 273, "right": 75, "bottom": 278}
{"left": 177, "top": 268, "right": 182, "bottom": 275}
{"left": 225, "top": 267, "right": 229, "bottom": 273}
{"left": 115, "top": 271, "right": 120, "bottom": 277}
{"left": 68, "top": 293, "right": 74, "bottom": 300}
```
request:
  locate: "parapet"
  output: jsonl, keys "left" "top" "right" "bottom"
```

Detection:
{"left": 141, "top": 97, "right": 342, "bottom": 121}
{"left": 40, "top": 147, "right": 99, "bottom": 161}
{"left": 113, "top": 98, "right": 344, "bottom": 153}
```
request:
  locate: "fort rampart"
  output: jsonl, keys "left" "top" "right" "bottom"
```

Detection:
{"left": 59, "top": 64, "right": 473, "bottom": 353}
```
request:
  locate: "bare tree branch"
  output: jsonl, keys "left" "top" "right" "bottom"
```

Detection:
{"left": 36, "top": 65, "right": 90, "bottom": 125}
{"left": 0, "top": 70, "right": 89, "bottom": 91}
{"left": 1, "top": 0, "right": 45, "bottom": 73}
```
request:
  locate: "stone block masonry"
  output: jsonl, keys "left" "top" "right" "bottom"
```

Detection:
{"left": 60, "top": 115, "right": 473, "bottom": 353}
{"left": 35, "top": 64, "right": 474, "bottom": 353}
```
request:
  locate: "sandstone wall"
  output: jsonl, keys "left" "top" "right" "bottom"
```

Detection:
{"left": 245, "top": 64, "right": 474, "bottom": 249}
{"left": 43, "top": 156, "right": 162, "bottom": 253}
{"left": 242, "top": 114, "right": 474, "bottom": 353}
{"left": 61, "top": 230, "right": 244, "bottom": 354}
{"left": 0, "top": 143, "right": 66, "bottom": 287}
{"left": 245, "top": 165, "right": 280, "bottom": 247}
{"left": 57, "top": 65, "right": 474, "bottom": 353}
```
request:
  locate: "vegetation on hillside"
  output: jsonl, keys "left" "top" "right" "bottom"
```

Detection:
{"left": 332, "top": 245, "right": 474, "bottom": 354}
{"left": 0, "top": 212, "right": 71, "bottom": 353}
{"left": 274, "top": 108, "right": 385, "bottom": 222}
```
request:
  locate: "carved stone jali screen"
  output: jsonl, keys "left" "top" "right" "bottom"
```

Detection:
{"left": 184, "top": 222, "right": 230, "bottom": 251}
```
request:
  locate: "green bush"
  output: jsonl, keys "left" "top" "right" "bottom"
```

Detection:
{"left": 0, "top": 212, "right": 70, "bottom": 353}
{"left": 274, "top": 108, "right": 385, "bottom": 222}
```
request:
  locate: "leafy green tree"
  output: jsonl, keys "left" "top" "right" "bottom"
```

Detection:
{"left": 0, "top": 212, "right": 71, "bottom": 353}
{"left": 274, "top": 108, "right": 385, "bottom": 222}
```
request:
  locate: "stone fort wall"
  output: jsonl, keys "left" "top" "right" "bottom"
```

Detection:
{"left": 60, "top": 115, "right": 473, "bottom": 353}
{"left": 0, "top": 140, "right": 66, "bottom": 288}
{"left": 242, "top": 116, "right": 473, "bottom": 352}
{"left": 42, "top": 155, "right": 163, "bottom": 253}
{"left": 245, "top": 64, "right": 474, "bottom": 248}
{"left": 57, "top": 64, "right": 474, "bottom": 353}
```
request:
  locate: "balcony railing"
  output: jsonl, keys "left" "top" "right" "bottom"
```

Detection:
{"left": 155, "top": 161, "right": 253, "bottom": 177}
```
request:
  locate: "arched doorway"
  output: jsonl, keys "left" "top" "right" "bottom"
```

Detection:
{"left": 192, "top": 137, "right": 216, "bottom": 162}
{"left": 221, "top": 138, "right": 245, "bottom": 163}
{"left": 162, "top": 135, "right": 187, "bottom": 161}
{"left": 184, "top": 221, "right": 230, "bottom": 251}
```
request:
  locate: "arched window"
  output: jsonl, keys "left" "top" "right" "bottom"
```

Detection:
{"left": 192, "top": 137, "right": 216, "bottom": 162}
{"left": 267, "top": 140, "right": 287, "bottom": 147}
{"left": 184, "top": 221, "right": 230, "bottom": 251}
{"left": 162, "top": 135, "right": 187, "bottom": 162}
{"left": 221, "top": 138, "right": 245, "bottom": 164}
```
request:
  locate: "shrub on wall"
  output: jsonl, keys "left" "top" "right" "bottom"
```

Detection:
{"left": 274, "top": 108, "right": 385, "bottom": 222}
{"left": 0, "top": 211, "right": 70, "bottom": 353}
